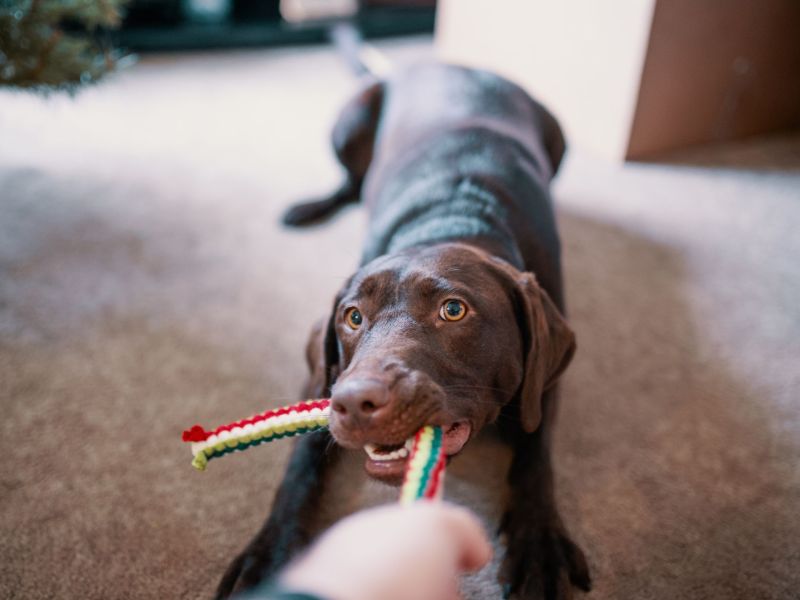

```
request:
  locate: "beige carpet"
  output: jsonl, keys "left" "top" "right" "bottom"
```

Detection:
{"left": 1, "top": 37, "right": 799, "bottom": 599}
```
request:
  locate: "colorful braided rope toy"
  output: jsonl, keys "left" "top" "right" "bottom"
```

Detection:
{"left": 182, "top": 399, "right": 446, "bottom": 502}
{"left": 181, "top": 399, "right": 331, "bottom": 472}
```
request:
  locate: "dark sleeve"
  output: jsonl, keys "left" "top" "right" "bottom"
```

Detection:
{"left": 236, "top": 582, "right": 330, "bottom": 600}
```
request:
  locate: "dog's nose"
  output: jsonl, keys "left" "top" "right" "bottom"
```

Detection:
{"left": 331, "top": 378, "right": 390, "bottom": 424}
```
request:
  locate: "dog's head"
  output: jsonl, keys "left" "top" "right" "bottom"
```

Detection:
{"left": 306, "top": 243, "right": 575, "bottom": 483}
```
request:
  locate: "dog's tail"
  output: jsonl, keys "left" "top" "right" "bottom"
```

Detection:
{"left": 282, "top": 23, "right": 388, "bottom": 227}
{"left": 282, "top": 178, "right": 361, "bottom": 226}
{"left": 329, "top": 22, "right": 391, "bottom": 79}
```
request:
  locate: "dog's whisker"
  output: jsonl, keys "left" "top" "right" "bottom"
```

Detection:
{"left": 441, "top": 383, "right": 511, "bottom": 393}
{"left": 323, "top": 435, "right": 338, "bottom": 456}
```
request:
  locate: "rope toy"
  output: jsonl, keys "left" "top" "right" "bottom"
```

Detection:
{"left": 182, "top": 399, "right": 331, "bottom": 472}
{"left": 400, "top": 425, "right": 446, "bottom": 504}
{"left": 182, "top": 399, "right": 446, "bottom": 502}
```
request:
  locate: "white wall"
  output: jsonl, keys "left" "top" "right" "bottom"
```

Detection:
{"left": 436, "top": 0, "right": 656, "bottom": 160}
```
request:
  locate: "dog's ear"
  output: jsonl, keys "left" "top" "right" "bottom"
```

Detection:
{"left": 512, "top": 272, "right": 576, "bottom": 432}
{"left": 302, "top": 293, "right": 345, "bottom": 399}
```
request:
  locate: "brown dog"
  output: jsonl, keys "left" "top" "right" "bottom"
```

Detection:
{"left": 217, "top": 63, "right": 590, "bottom": 600}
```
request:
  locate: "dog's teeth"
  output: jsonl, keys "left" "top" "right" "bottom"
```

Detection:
{"left": 364, "top": 443, "right": 410, "bottom": 462}
{"left": 365, "top": 444, "right": 388, "bottom": 461}
{"left": 404, "top": 438, "right": 414, "bottom": 452}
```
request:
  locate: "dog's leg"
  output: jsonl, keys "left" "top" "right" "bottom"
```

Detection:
{"left": 282, "top": 80, "right": 384, "bottom": 226}
{"left": 215, "top": 430, "right": 341, "bottom": 599}
{"left": 499, "top": 389, "right": 591, "bottom": 600}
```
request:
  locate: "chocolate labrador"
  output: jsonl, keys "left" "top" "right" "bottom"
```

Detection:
{"left": 217, "top": 63, "right": 590, "bottom": 600}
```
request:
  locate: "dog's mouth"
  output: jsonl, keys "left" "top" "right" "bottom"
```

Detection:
{"left": 362, "top": 420, "right": 472, "bottom": 484}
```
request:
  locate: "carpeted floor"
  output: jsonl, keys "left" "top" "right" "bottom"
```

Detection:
{"left": 1, "top": 37, "right": 798, "bottom": 600}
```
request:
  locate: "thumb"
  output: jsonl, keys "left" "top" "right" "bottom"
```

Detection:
{"left": 441, "top": 505, "right": 493, "bottom": 572}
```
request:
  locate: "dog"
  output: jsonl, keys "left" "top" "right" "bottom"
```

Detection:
{"left": 217, "top": 62, "right": 591, "bottom": 600}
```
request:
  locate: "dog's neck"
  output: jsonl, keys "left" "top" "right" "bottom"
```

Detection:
{"left": 361, "top": 177, "right": 524, "bottom": 268}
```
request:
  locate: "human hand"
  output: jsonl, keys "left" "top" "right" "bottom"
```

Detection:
{"left": 279, "top": 502, "right": 492, "bottom": 600}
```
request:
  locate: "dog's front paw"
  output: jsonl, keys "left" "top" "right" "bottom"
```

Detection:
{"left": 215, "top": 546, "right": 278, "bottom": 600}
{"left": 499, "top": 517, "right": 591, "bottom": 600}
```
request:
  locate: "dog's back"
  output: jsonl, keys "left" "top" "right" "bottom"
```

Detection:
{"left": 361, "top": 63, "right": 567, "bottom": 306}
{"left": 370, "top": 63, "right": 564, "bottom": 180}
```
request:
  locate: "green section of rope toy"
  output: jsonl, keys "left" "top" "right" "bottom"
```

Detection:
{"left": 191, "top": 424, "right": 327, "bottom": 471}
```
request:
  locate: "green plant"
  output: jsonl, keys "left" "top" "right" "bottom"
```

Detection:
{"left": 0, "top": 0, "right": 128, "bottom": 90}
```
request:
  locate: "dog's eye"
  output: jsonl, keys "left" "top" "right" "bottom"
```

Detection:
{"left": 344, "top": 307, "right": 363, "bottom": 329}
{"left": 439, "top": 299, "right": 467, "bottom": 322}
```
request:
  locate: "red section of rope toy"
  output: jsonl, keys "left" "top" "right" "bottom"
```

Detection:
{"left": 181, "top": 399, "right": 330, "bottom": 442}
{"left": 424, "top": 453, "right": 447, "bottom": 499}
{"left": 181, "top": 425, "right": 209, "bottom": 442}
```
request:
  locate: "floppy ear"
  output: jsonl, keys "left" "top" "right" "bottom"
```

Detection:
{"left": 302, "top": 297, "right": 343, "bottom": 399}
{"left": 514, "top": 273, "right": 576, "bottom": 432}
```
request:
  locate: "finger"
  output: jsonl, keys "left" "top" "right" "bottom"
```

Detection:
{"left": 439, "top": 505, "right": 493, "bottom": 572}
{"left": 444, "top": 575, "right": 463, "bottom": 600}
